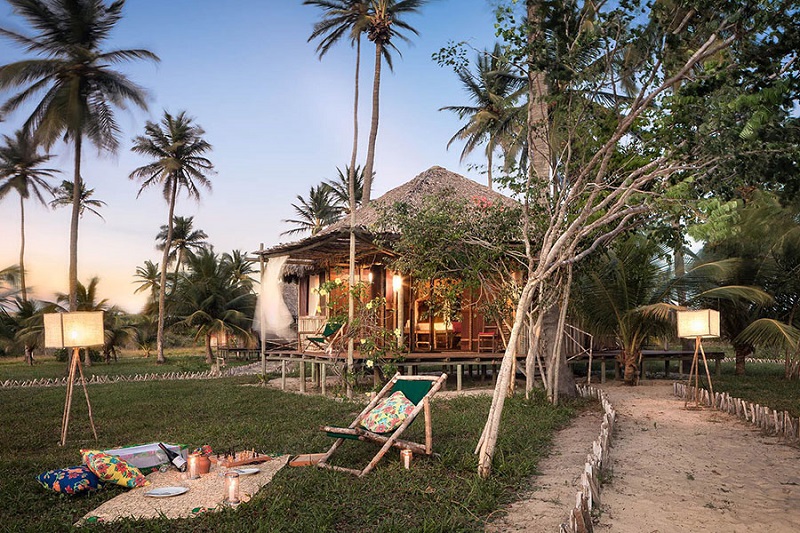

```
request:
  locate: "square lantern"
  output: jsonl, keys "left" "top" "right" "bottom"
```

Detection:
{"left": 43, "top": 312, "right": 105, "bottom": 348}
{"left": 677, "top": 309, "right": 720, "bottom": 339}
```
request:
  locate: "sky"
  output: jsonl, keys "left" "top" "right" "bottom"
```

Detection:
{"left": 0, "top": 0, "right": 506, "bottom": 313}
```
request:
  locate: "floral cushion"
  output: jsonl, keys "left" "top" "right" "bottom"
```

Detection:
{"left": 81, "top": 449, "right": 149, "bottom": 488}
{"left": 360, "top": 391, "right": 416, "bottom": 434}
{"left": 37, "top": 465, "right": 103, "bottom": 494}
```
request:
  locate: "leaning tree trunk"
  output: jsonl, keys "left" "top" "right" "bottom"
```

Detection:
{"left": 361, "top": 41, "right": 383, "bottom": 205}
{"left": 476, "top": 281, "right": 536, "bottom": 478}
{"left": 542, "top": 304, "right": 577, "bottom": 401}
{"left": 733, "top": 342, "right": 753, "bottom": 376}
{"left": 156, "top": 178, "right": 179, "bottom": 364}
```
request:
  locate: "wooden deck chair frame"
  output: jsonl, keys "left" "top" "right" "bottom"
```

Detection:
{"left": 318, "top": 372, "right": 447, "bottom": 477}
{"left": 303, "top": 321, "right": 344, "bottom": 354}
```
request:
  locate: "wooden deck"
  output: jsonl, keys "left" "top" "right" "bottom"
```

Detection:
{"left": 216, "top": 346, "right": 725, "bottom": 392}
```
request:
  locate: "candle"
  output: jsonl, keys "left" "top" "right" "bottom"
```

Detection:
{"left": 401, "top": 449, "right": 412, "bottom": 469}
{"left": 224, "top": 472, "right": 240, "bottom": 504}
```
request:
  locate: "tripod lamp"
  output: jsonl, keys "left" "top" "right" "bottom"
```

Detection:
{"left": 677, "top": 309, "right": 719, "bottom": 409}
{"left": 44, "top": 311, "right": 104, "bottom": 445}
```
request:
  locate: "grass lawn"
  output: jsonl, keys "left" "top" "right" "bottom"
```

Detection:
{"left": 712, "top": 361, "right": 800, "bottom": 418}
{"left": 0, "top": 372, "right": 583, "bottom": 532}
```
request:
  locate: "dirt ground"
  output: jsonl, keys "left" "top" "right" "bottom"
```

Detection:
{"left": 492, "top": 381, "right": 800, "bottom": 532}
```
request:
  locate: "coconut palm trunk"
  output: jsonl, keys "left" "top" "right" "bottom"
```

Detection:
{"left": 18, "top": 194, "right": 26, "bottom": 301}
{"left": 346, "top": 37, "right": 361, "bottom": 399}
{"left": 69, "top": 134, "right": 82, "bottom": 313}
{"left": 361, "top": 41, "right": 383, "bottom": 204}
{"left": 156, "top": 180, "right": 178, "bottom": 364}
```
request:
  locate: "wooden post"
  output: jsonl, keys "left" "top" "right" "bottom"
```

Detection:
{"left": 321, "top": 363, "right": 327, "bottom": 396}
{"left": 456, "top": 364, "right": 463, "bottom": 391}
{"left": 424, "top": 397, "right": 432, "bottom": 454}
{"left": 60, "top": 347, "right": 98, "bottom": 446}
{"left": 299, "top": 358, "right": 306, "bottom": 393}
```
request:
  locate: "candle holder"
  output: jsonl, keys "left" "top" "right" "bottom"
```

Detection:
{"left": 400, "top": 449, "right": 412, "bottom": 469}
{"left": 224, "top": 471, "right": 240, "bottom": 505}
{"left": 188, "top": 453, "right": 201, "bottom": 479}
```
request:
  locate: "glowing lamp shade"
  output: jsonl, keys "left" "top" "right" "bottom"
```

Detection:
{"left": 392, "top": 275, "right": 402, "bottom": 293}
{"left": 43, "top": 312, "right": 105, "bottom": 348}
{"left": 677, "top": 309, "right": 720, "bottom": 339}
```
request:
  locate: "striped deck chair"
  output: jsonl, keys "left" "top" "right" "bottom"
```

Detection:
{"left": 318, "top": 372, "right": 447, "bottom": 476}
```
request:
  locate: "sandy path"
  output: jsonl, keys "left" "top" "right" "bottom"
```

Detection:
{"left": 596, "top": 382, "right": 800, "bottom": 533}
{"left": 487, "top": 408, "right": 604, "bottom": 532}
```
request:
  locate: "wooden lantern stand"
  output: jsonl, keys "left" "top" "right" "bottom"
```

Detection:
{"left": 60, "top": 347, "right": 98, "bottom": 446}
{"left": 685, "top": 335, "right": 715, "bottom": 410}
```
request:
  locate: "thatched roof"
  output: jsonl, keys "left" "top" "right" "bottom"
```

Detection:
{"left": 254, "top": 166, "right": 518, "bottom": 266}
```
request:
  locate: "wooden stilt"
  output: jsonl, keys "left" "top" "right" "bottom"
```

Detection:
{"left": 75, "top": 350, "right": 98, "bottom": 441}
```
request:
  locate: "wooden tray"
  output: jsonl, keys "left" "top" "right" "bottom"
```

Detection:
{"left": 209, "top": 451, "right": 273, "bottom": 468}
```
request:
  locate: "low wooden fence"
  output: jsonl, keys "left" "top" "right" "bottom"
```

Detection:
{"left": 673, "top": 382, "right": 800, "bottom": 441}
{"left": 0, "top": 370, "right": 220, "bottom": 390}
{"left": 561, "top": 385, "right": 617, "bottom": 533}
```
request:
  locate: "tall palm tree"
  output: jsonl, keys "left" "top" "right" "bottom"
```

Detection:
{"left": 361, "top": 0, "right": 427, "bottom": 204}
{"left": 440, "top": 44, "right": 527, "bottom": 190}
{"left": 305, "top": 1, "right": 372, "bottom": 397}
{"left": 50, "top": 179, "right": 107, "bottom": 220}
{"left": 0, "top": 130, "right": 58, "bottom": 301}
{"left": 0, "top": 0, "right": 158, "bottom": 311}
{"left": 173, "top": 249, "right": 255, "bottom": 364}
{"left": 155, "top": 215, "right": 208, "bottom": 294}
{"left": 282, "top": 184, "right": 340, "bottom": 236}
{"left": 129, "top": 110, "right": 214, "bottom": 363}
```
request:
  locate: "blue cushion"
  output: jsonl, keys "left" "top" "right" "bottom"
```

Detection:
{"left": 37, "top": 465, "right": 103, "bottom": 494}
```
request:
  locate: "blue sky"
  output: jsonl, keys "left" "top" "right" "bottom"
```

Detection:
{"left": 0, "top": 0, "right": 505, "bottom": 312}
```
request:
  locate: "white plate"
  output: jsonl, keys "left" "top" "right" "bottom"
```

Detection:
{"left": 144, "top": 486, "right": 189, "bottom": 498}
{"left": 233, "top": 467, "right": 261, "bottom": 476}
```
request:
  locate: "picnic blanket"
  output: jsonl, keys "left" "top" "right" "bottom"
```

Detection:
{"left": 78, "top": 455, "right": 289, "bottom": 525}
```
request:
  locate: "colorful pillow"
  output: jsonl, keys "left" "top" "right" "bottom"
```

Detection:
{"left": 81, "top": 449, "right": 149, "bottom": 488}
{"left": 360, "top": 391, "right": 416, "bottom": 433}
{"left": 37, "top": 465, "right": 103, "bottom": 494}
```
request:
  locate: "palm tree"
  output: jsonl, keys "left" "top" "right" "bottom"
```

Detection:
{"left": 173, "top": 249, "right": 255, "bottom": 364}
{"left": 304, "top": 0, "right": 370, "bottom": 216}
{"left": 155, "top": 216, "right": 209, "bottom": 269}
{"left": 282, "top": 184, "right": 340, "bottom": 236}
{"left": 223, "top": 249, "right": 257, "bottom": 292}
{"left": 325, "top": 165, "right": 369, "bottom": 213}
{"left": 361, "top": 0, "right": 427, "bottom": 204}
{"left": 440, "top": 44, "right": 527, "bottom": 190}
{"left": 50, "top": 179, "right": 107, "bottom": 220}
{"left": 133, "top": 260, "right": 160, "bottom": 312}
{"left": 155, "top": 215, "right": 208, "bottom": 296}
{"left": 0, "top": 130, "right": 58, "bottom": 301}
{"left": 0, "top": 0, "right": 159, "bottom": 311}
{"left": 129, "top": 110, "right": 214, "bottom": 363}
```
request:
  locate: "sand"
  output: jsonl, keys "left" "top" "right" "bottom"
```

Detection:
{"left": 491, "top": 382, "right": 800, "bottom": 532}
